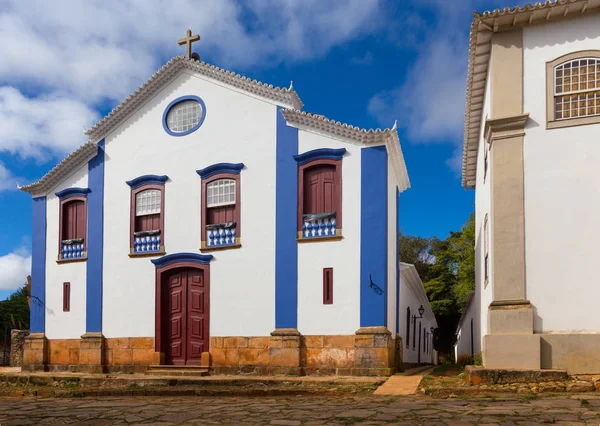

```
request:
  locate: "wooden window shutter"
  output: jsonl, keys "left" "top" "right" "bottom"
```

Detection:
{"left": 323, "top": 268, "right": 333, "bottom": 304}
{"left": 63, "top": 282, "right": 70, "bottom": 312}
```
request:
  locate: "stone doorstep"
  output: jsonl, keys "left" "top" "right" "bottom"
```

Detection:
{"left": 465, "top": 365, "right": 569, "bottom": 385}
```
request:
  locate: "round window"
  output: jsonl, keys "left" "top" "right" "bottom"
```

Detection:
{"left": 163, "top": 96, "right": 206, "bottom": 136}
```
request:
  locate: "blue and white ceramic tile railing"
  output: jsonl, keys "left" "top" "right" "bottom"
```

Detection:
{"left": 133, "top": 231, "right": 162, "bottom": 254}
{"left": 207, "top": 222, "right": 237, "bottom": 247}
{"left": 61, "top": 239, "right": 85, "bottom": 260}
{"left": 302, "top": 212, "right": 337, "bottom": 239}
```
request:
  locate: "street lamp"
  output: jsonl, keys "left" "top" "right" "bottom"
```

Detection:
{"left": 411, "top": 305, "right": 425, "bottom": 323}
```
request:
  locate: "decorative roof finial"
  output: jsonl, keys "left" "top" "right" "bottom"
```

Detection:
{"left": 392, "top": 120, "right": 397, "bottom": 131}
{"left": 178, "top": 28, "right": 200, "bottom": 59}
{"left": 289, "top": 80, "right": 294, "bottom": 91}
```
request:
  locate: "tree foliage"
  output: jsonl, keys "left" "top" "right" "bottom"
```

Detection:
{"left": 0, "top": 285, "right": 30, "bottom": 345}
{"left": 400, "top": 213, "right": 475, "bottom": 357}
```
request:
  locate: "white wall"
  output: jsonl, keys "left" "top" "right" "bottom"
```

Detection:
{"left": 102, "top": 71, "right": 278, "bottom": 338}
{"left": 473, "top": 66, "right": 492, "bottom": 352}
{"left": 523, "top": 15, "right": 600, "bottom": 333}
{"left": 454, "top": 298, "right": 476, "bottom": 361}
{"left": 296, "top": 132, "right": 361, "bottom": 335}
{"left": 398, "top": 266, "right": 436, "bottom": 365}
{"left": 45, "top": 165, "right": 88, "bottom": 339}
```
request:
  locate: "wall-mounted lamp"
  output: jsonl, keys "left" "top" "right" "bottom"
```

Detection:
{"left": 411, "top": 305, "right": 425, "bottom": 323}
{"left": 430, "top": 327, "right": 435, "bottom": 333}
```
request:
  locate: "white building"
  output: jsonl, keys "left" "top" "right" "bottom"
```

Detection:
{"left": 460, "top": 0, "right": 600, "bottom": 373}
{"left": 398, "top": 263, "right": 437, "bottom": 367}
{"left": 20, "top": 35, "right": 412, "bottom": 375}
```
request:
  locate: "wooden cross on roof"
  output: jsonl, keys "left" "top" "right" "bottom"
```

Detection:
{"left": 178, "top": 29, "right": 200, "bottom": 59}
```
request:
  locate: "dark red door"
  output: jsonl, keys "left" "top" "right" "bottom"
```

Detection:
{"left": 164, "top": 268, "right": 208, "bottom": 365}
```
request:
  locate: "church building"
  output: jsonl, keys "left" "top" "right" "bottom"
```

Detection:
{"left": 459, "top": 0, "right": 600, "bottom": 373}
{"left": 20, "top": 31, "right": 411, "bottom": 375}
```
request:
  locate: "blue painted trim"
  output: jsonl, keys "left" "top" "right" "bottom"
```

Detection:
{"left": 360, "top": 146, "right": 388, "bottom": 328}
{"left": 86, "top": 139, "right": 105, "bottom": 333}
{"left": 275, "top": 107, "right": 298, "bottom": 329}
{"left": 292, "top": 148, "right": 346, "bottom": 165}
{"left": 162, "top": 95, "right": 207, "bottom": 136}
{"left": 151, "top": 252, "right": 214, "bottom": 268}
{"left": 196, "top": 163, "right": 244, "bottom": 179}
{"left": 395, "top": 187, "right": 400, "bottom": 334}
{"left": 30, "top": 196, "right": 47, "bottom": 334}
{"left": 55, "top": 187, "right": 90, "bottom": 200}
{"left": 126, "top": 175, "right": 168, "bottom": 189}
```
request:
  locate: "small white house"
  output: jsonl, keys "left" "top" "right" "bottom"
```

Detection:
{"left": 20, "top": 34, "right": 412, "bottom": 376}
{"left": 454, "top": 293, "right": 475, "bottom": 362}
{"left": 398, "top": 263, "right": 437, "bottom": 367}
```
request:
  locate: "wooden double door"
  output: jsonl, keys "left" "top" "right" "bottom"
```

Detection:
{"left": 161, "top": 267, "right": 209, "bottom": 365}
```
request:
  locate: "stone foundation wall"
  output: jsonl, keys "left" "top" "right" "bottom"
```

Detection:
{"left": 41, "top": 337, "right": 159, "bottom": 373}
{"left": 25, "top": 329, "right": 398, "bottom": 376}
{"left": 9, "top": 330, "right": 29, "bottom": 367}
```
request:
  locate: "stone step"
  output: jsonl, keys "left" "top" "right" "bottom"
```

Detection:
{"left": 145, "top": 365, "right": 210, "bottom": 377}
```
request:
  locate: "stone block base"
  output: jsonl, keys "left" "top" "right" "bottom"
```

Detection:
{"left": 541, "top": 334, "right": 600, "bottom": 374}
{"left": 22, "top": 333, "right": 47, "bottom": 372}
{"left": 483, "top": 334, "right": 540, "bottom": 370}
{"left": 465, "top": 365, "right": 568, "bottom": 386}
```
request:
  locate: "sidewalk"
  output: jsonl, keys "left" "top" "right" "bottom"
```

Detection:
{"left": 373, "top": 365, "right": 434, "bottom": 396}
{"left": 0, "top": 367, "right": 387, "bottom": 397}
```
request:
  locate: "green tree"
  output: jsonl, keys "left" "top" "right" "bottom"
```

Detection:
{"left": 0, "top": 285, "right": 30, "bottom": 344}
{"left": 399, "top": 213, "right": 475, "bottom": 358}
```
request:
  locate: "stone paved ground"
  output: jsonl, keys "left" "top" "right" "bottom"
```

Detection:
{"left": 1, "top": 394, "right": 600, "bottom": 425}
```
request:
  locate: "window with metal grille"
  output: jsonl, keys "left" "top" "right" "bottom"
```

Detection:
{"left": 166, "top": 100, "right": 203, "bottom": 133}
{"left": 206, "top": 179, "right": 236, "bottom": 208}
{"left": 136, "top": 189, "right": 161, "bottom": 216}
{"left": 555, "top": 58, "right": 600, "bottom": 120}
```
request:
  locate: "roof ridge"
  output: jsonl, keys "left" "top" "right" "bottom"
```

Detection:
{"left": 282, "top": 109, "right": 394, "bottom": 135}
{"left": 85, "top": 56, "right": 303, "bottom": 142}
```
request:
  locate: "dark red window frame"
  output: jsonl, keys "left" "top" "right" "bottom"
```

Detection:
{"left": 323, "top": 268, "right": 333, "bottom": 304}
{"left": 406, "top": 307, "right": 411, "bottom": 348}
{"left": 129, "top": 184, "right": 165, "bottom": 256}
{"left": 63, "top": 282, "right": 70, "bottom": 312}
{"left": 58, "top": 195, "right": 87, "bottom": 260}
{"left": 297, "top": 158, "right": 342, "bottom": 234}
{"left": 200, "top": 172, "right": 241, "bottom": 249}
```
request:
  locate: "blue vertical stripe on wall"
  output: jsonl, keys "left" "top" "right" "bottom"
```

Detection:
{"left": 360, "top": 146, "right": 388, "bottom": 327}
{"left": 86, "top": 139, "right": 105, "bottom": 333}
{"left": 275, "top": 107, "right": 298, "bottom": 329}
{"left": 30, "top": 196, "right": 47, "bottom": 333}
{"left": 395, "top": 187, "right": 400, "bottom": 334}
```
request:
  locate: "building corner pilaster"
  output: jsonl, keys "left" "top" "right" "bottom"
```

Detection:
{"left": 353, "top": 326, "right": 395, "bottom": 376}
{"left": 22, "top": 332, "right": 48, "bottom": 372}
{"left": 79, "top": 332, "right": 106, "bottom": 373}
{"left": 268, "top": 328, "right": 302, "bottom": 375}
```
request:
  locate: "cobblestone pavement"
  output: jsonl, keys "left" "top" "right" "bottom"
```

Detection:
{"left": 1, "top": 394, "right": 600, "bottom": 425}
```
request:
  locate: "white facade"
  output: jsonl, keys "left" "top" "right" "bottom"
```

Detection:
{"left": 25, "top": 58, "right": 410, "bottom": 346}
{"left": 463, "top": 5, "right": 600, "bottom": 371}
{"left": 522, "top": 15, "right": 600, "bottom": 333}
{"left": 398, "top": 263, "right": 437, "bottom": 365}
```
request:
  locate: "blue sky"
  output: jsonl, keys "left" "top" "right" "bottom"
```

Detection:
{"left": 0, "top": 0, "right": 523, "bottom": 298}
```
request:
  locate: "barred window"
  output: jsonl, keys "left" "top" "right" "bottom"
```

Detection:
{"left": 136, "top": 189, "right": 161, "bottom": 216}
{"left": 166, "top": 100, "right": 203, "bottom": 133}
{"left": 555, "top": 58, "right": 600, "bottom": 120}
{"left": 206, "top": 179, "right": 236, "bottom": 208}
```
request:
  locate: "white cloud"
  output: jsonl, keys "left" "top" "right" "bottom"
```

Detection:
{"left": 0, "top": 247, "right": 31, "bottom": 291}
{"left": 0, "top": 0, "right": 385, "bottom": 166}
{"left": 0, "top": 161, "right": 20, "bottom": 191}
{"left": 0, "top": 87, "right": 100, "bottom": 159}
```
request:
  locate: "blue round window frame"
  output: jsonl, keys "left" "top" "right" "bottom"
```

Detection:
{"left": 162, "top": 95, "right": 207, "bottom": 136}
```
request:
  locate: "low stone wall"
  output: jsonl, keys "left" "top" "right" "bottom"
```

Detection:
{"left": 25, "top": 329, "right": 399, "bottom": 376}
{"left": 9, "top": 330, "right": 29, "bottom": 367}
{"left": 465, "top": 365, "right": 569, "bottom": 385}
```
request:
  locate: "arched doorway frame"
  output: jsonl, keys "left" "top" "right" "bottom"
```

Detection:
{"left": 151, "top": 253, "right": 213, "bottom": 358}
